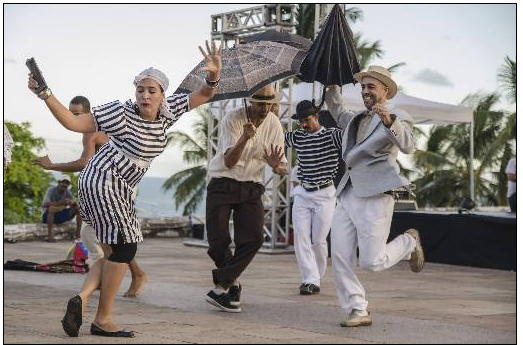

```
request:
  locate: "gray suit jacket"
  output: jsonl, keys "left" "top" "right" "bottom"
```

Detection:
{"left": 325, "top": 86, "right": 415, "bottom": 198}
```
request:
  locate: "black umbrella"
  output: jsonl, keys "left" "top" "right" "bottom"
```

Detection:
{"left": 176, "top": 40, "right": 307, "bottom": 103}
{"left": 299, "top": 4, "right": 360, "bottom": 108}
{"left": 242, "top": 29, "right": 312, "bottom": 51}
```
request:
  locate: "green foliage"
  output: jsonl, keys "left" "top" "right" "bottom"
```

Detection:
{"left": 497, "top": 56, "right": 516, "bottom": 104}
{"left": 163, "top": 107, "right": 209, "bottom": 215}
{"left": 413, "top": 92, "right": 516, "bottom": 207}
{"left": 4, "top": 122, "right": 54, "bottom": 223}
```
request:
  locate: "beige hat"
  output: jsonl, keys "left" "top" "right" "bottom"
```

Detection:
{"left": 354, "top": 65, "right": 398, "bottom": 99}
{"left": 246, "top": 84, "right": 283, "bottom": 104}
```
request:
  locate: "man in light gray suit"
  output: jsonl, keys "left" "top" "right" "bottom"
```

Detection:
{"left": 325, "top": 66, "right": 424, "bottom": 328}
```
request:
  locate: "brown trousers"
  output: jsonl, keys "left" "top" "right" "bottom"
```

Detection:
{"left": 206, "top": 177, "right": 265, "bottom": 289}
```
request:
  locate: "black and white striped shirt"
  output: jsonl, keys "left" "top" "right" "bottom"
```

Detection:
{"left": 79, "top": 93, "right": 189, "bottom": 244}
{"left": 92, "top": 94, "right": 189, "bottom": 161}
{"left": 285, "top": 127, "right": 343, "bottom": 186}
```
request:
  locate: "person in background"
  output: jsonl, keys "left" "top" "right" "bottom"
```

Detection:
{"left": 505, "top": 157, "right": 516, "bottom": 213}
{"left": 41, "top": 175, "right": 82, "bottom": 242}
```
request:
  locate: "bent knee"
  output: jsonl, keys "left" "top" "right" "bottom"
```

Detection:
{"left": 359, "top": 258, "right": 384, "bottom": 272}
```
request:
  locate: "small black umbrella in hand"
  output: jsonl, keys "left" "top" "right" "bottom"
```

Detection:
{"left": 299, "top": 4, "right": 361, "bottom": 108}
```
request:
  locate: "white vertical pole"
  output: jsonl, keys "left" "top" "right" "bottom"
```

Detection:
{"left": 312, "top": 4, "right": 320, "bottom": 101}
{"left": 470, "top": 119, "right": 475, "bottom": 202}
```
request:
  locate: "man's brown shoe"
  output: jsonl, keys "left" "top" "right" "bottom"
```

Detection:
{"left": 405, "top": 228, "right": 425, "bottom": 273}
{"left": 340, "top": 310, "right": 372, "bottom": 327}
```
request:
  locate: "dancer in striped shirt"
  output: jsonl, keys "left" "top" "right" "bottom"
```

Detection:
{"left": 28, "top": 41, "right": 222, "bottom": 338}
{"left": 285, "top": 100, "right": 342, "bottom": 295}
{"left": 33, "top": 95, "right": 148, "bottom": 299}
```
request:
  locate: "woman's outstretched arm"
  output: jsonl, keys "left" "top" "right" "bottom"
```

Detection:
{"left": 188, "top": 40, "right": 222, "bottom": 110}
{"left": 28, "top": 75, "right": 96, "bottom": 133}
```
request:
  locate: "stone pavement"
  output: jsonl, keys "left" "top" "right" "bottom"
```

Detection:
{"left": 3, "top": 238, "right": 516, "bottom": 343}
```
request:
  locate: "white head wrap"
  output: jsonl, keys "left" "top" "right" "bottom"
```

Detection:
{"left": 133, "top": 67, "right": 174, "bottom": 119}
{"left": 133, "top": 67, "right": 169, "bottom": 92}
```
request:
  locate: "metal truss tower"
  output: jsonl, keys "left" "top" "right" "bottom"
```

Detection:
{"left": 201, "top": 4, "right": 298, "bottom": 252}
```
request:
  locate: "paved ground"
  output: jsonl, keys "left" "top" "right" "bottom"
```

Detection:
{"left": 3, "top": 238, "right": 516, "bottom": 343}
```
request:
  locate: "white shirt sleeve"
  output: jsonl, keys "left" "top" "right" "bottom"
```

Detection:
{"left": 221, "top": 110, "right": 243, "bottom": 153}
{"left": 506, "top": 158, "right": 516, "bottom": 174}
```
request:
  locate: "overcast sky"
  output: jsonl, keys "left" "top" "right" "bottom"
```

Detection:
{"left": 4, "top": 3, "right": 516, "bottom": 177}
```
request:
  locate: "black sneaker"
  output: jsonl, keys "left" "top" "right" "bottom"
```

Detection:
{"left": 228, "top": 284, "right": 242, "bottom": 307}
{"left": 205, "top": 290, "right": 241, "bottom": 313}
{"left": 300, "top": 283, "right": 320, "bottom": 295}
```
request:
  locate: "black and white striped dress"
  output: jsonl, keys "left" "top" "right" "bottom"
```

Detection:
{"left": 285, "top": 127, "right": 343, "bottom": 186}
{"left": 78, "top": 93, "right": 189, "bottom": 244}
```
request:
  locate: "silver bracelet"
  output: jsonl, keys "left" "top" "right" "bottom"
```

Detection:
{"left": 205, "top": 77, "right": 220, "bottom": 89}
{"left": 37, "top": 88, "right": 52, "bottom": 100}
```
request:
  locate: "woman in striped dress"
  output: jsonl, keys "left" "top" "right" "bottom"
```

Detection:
{"left": 28, "top": 41, "right": 222, "bottom": 338}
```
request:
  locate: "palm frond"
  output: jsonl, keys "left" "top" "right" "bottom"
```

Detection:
{"left": 387, "top": 62, "right": 406, "bottom": 73}
{"left": 345, "top": 7, "right": 363, "bottom": 23}
{"left": 182, "top": 150, "right": 207, "bottom": 165}
{"left": 497, "top": 55, "right": 516, "bottom": 103}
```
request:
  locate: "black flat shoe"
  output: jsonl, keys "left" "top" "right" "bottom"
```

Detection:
{"left": 90, "top": 323, "right": 134, "bottom": 338}
{"left": 61, "top": 295, "right": 82, "bottom": 337}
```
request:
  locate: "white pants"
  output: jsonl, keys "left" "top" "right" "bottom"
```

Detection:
{"left": 292, "top": 185, "right": 336, "bottom": 286}
{"left": 80, "top": 223, "right": 104, "bottom": 261}
{"left": 331, "top": 186, "right": 416, "bottom": 314}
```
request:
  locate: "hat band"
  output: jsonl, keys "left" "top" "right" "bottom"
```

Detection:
{"left": 251, "top": 94, "right": 276, "bottom": 101}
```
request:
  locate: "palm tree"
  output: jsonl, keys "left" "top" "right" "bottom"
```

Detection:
{"left": 493, "top": 55, "right": 516, "bottom": 202}
{"left": 497, "top": 56, "right": 516, "bottom": 104}
{"left": 413, "top": 92, "right": 511, "bottom": 207}
{"left": 296, "top": 4, "right": 316, "bottom": 41}
{"left": 162, "top": 107, "right": 209, "bottom": 215}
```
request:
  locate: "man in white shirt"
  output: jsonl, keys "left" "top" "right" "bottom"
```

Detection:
{"left": 205, "top": 84, "right": 287, "bottom": 313}
{"left": 505, "top": 158, "right": 516, "bottom": 213}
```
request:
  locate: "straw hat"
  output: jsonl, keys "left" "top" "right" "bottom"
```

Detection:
{"left": 354, "top": 65, "right": 397, "bottom": 99}
{"left": 246, "top": 84, "right": 283, "bottom": 104}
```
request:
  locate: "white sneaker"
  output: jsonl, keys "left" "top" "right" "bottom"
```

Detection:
{"left": 340, "top": 310, "right": 372, "bottom": 327}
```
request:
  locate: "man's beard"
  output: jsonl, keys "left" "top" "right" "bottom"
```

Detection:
{"left": 364, "top": 97, "right": 376, "bottom": 110}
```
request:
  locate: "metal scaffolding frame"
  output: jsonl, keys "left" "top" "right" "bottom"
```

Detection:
{"left": 192, "top": 4, "right": 298, "bottom": 252}
{"left": 184, "top": 4, "right": 347, "bottom": 252}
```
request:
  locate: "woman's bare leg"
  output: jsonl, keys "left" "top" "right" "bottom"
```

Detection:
{"left": 123, "top": 260, "right": 148, "bottom": 298}
{"left": 78, "top": 244, "right": 112, "bottom": 314}
{"left": 92, "top": 259, "right": 127, "bottom": 332}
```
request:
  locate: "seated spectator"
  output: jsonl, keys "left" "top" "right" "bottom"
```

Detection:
{"left": 42, "top": 175, "right": 82, "bottom": 242}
